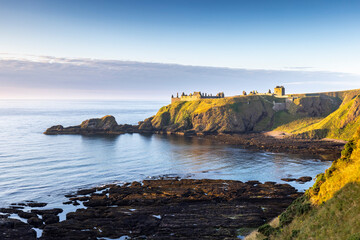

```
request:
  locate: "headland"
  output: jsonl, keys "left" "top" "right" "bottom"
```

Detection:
{"left": 4, "top": 86, "right": 359, "bottom": 239}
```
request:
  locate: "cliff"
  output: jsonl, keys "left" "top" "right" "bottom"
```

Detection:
{"left": 275, "top": 91, "right": 360, "bottom": 140}
{"left": 138, "top": 94, "right": 340, "bottom": 134}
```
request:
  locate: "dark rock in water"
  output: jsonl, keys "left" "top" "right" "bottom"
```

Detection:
{"left": 27, "top": 216, "right": 43, "bottom": 228}
{"left": 62, "top": 201, "right": 72, "bottom": 205}
{"left": 41, "top": 179, "right": 301, "bottom": 240}
{"left": 0, "top": 218, "right": 36, "bottom": 240}
{"left": 0, "top": 213, "right": 9, "bottom": 218}
{"left": 44, "top": 115, "right": 140, "bottom": 135}
{"left": 296, "top": 176, "right": 312, "bottom": 183}
{"left": 18, "top": 211, "right": 37, "bottom": 219}
{"left": 42, "top": 214, "right": 59, "bottom": 225}
{"left": 0, "top": 207, "right": 21, "bottom": 214}
{"left": 31, "top": 208, "right": 63, "bottom": 216}
{"left": 76, "top": 188, "right": 96, "bottom": 195}
{"left": 281, "top": 178, "right": 297, "bottom": 182}
{"left": 27, "top": 202, "right": 47, "bottom": 207}
{"left": 9, "top": 205, "right": 25, "bottom": 209}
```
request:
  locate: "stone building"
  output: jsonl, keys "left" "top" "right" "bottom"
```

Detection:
{"left": 171, "top": 91, "right": 225, "bottom": 103}
{"left": 274, "top": 86, "right": 285, "bottom": 96}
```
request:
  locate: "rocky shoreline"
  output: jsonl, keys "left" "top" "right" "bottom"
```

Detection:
{"left": 0, "top": 178, "right": 301, "bottom": 240}
{"left": 44, "top": 115, "right": 344, "bottom": 160}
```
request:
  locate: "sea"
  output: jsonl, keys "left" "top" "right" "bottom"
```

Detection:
{"left": 0, "top": 100, "right": 331, "bottom": 208}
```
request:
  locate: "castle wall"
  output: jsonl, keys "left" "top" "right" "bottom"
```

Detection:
{"left": 171, "top": 98, "right": 181, "bottom": 104}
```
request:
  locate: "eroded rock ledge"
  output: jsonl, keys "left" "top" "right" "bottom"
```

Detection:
{"left": 44, "top": 115, "right": 140, "bottom": 135}
{"left": 1, "top": 179, "right": 301, "bottom": 240}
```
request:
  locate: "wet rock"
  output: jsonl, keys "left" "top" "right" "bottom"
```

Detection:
{"left": 296, "top": 176, "right": 312, "bottom": 183}
{"left": 77, "top": 188, "right": 96, "bottom": 195}
{"left": 281, "top": 178, "right": 297, "bottom": 182}
{"left": 9, "top": 205, "right": 25, "bottom": 209}
{"left": 42, "top": 214, "right": 59, "bottom": 225}
{"left": 0, "top": 213, "right": 9, "bottom": 218}
{"left": 0, "top": 207, "right": 21, "bottom": 214}
{"left": 0, "top": 218, "right": 36, "bottom": 240}
{"left": 18, "top": 211, "right": 37, "bottom": 219}
{"left": 27, "top": 216, "right": 43, "bottom": 228}
{"left": 64, "top": 194, "right": 76, "bottom": 198}
{"left": 31, "top": 208, "right": 63, "bottom": 216}
{"left": 27, "top": 202, "right": 47, "bottom": 207}
{"left": 205, "top": 133, "right": 343, "bottom": 161}
{"left": 41, "top": 179, "right": 301, "bottom": 240}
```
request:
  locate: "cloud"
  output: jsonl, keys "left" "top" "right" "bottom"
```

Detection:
{"left": 0, "top": 54, "right": 360, "bottom": 99}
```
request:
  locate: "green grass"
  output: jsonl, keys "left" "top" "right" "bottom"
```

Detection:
{"left": 272, "top": 182, "right": 360, "bottom": 240}
{"left": 273, "top": 117, "right": 323, "bottom": 133}
{"left": 272, "top": 94, "right": 360, "bottom": 140}
{"left": 249, "top": 126, "right": 360, "bottom": 240}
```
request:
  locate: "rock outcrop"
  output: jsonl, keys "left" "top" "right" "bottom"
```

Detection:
{"left": 44, "top": 115, "right": 139, "bottom": 135}
{"left": 0, "top": 179, "right": 301, "bottom": 239}
{"left": 44, "top": 179, "right": 299, "bottom": 239}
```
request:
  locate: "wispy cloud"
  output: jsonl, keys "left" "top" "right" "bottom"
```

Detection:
{"left": 0, "top": 54, "right": 359, "bottom": 99}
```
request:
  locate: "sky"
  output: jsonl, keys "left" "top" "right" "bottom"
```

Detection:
{"left": 0, "top": 0, "right": 360, "bottom": 100}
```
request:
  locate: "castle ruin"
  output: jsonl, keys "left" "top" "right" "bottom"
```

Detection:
{"left": 171, "top": 86, "right": 286, "bottom": 103}
{"left": 171, "top": 91, "right": 225, "bottom": 103}
{"left": 274, "top": 86, "right": 285, "bottom": 96}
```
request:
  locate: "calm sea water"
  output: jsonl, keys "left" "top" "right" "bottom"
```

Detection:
{"left": 0, "top": 100, "right": 331, "bottom": 208}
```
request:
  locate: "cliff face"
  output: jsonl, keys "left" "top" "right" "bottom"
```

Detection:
{"left": 138, "top": 95, "right": 341, "bottom": 134}
{"left": 290, "top": 93, "right": 360, "bottom": 140}
{"left": 139, "top": 96, "right": 274, "bottom": 133}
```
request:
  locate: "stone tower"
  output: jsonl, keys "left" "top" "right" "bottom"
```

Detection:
{"left": 274, "top": 86, "right": 285, "bottom": 96}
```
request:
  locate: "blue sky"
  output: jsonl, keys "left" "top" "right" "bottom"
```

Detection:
{"left": 0, "top": 0, "right": 360, "bottom": 99}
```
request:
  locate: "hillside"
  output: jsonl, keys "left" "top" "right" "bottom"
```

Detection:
{"left": 247, "top": 126, "right": 360, "bottom": 240}
{"left": 138, "top": 94, "right": 341, "bottom": 134}
{"left": 275, "top": 90, "right": 360, "bottom": 140}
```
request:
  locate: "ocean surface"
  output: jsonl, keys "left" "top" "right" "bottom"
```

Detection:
{"left": 0, "top": 100, "right": 332, "bottom": 208}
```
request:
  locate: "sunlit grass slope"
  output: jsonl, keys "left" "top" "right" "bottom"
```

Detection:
{"left": 251, "top": 126, "right": 360, "bottom": 240}
{"left": 273, "top": 182, "right": 360, "bottom": 240}
{"left": 274, "top": 93, "right": 360, "bottom": 140}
